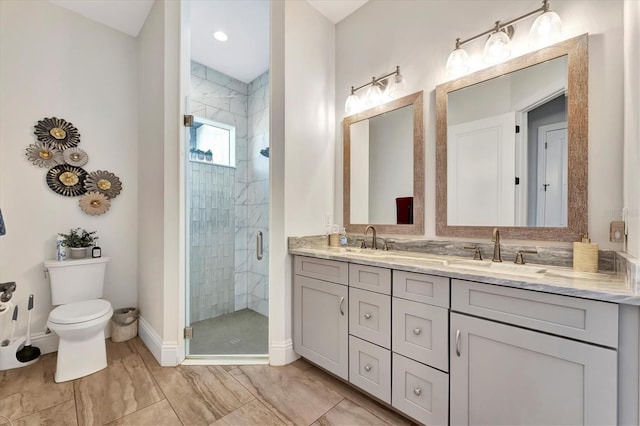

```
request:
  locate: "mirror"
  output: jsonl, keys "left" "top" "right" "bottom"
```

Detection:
{"left": 436, "top": 34, "right": 588, "bottom": 241}
{"left": 344, "top": 91, "right": 424, "bottom": 235}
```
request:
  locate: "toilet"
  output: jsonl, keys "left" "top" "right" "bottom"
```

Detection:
{"left": 44, "top": 257, "right": 112, "bottom": 383}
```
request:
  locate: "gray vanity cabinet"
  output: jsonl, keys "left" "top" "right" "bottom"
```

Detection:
{"left": 450, "top": 280, "right": 618, "bottom": 426}
{"left": 293, "top": 256, "right": 349, "bottom": 380}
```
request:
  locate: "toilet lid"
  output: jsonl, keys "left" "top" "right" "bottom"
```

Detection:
{"left": 49, "top": 299, "right": 112, "bottom": 324}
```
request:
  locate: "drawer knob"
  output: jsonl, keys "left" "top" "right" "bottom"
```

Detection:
{"left": 413, "top": 387, "right": 422, "bottom": 396}
{"left": 364, "top": 312, "right": 372, "bottom": 320}
{"left": 364, "top": 364, "right": 372, "bottom": 372}
{"left": 412, "top": 328, "right": 421, "bottom": 335}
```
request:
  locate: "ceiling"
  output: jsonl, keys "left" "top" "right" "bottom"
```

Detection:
{"left": 49, "top": 0, "right": 154, "bottom": 37}
{"left": 48, "top": 0, "right": 369, "bottom": 83}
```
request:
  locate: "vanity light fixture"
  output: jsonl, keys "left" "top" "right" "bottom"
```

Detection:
{"left": 445, "top": 0, "right": 562, "bottom": 77}
{"left": 344, "top": 66, "right": 405, "bottom": 115}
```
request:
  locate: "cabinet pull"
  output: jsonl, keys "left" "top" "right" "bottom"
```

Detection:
{"left": 364, "top": 364, "right": 372, "bottom": 372}
{"left": 413, "top": 387, "right": 422, "bottom": 396}
{"left": 455, "top": 329, "right": 461, "bottom": 357}
{"left": 412, "top": 328, "right": 421, "bottom": 335}
{"left": 364, "top": 312, "right": 372, "bottom": 320}
{"left": 339, "top": 297, "right": 345, "bottom": 316}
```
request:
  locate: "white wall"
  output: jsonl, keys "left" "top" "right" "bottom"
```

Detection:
{"left": 136, "top": 0, "right": 181, "bottom": 365}
{"left": 335, "top": 0, "right": 625, "bottom": 249}
{"left": 269, "top": 0, "right": 335, "bottom": 365}
{"left": 0, "top": 0, "right": 138, "bottom": 345}
{"left": 623, "top": 0, "right": 640, "bottom": 258}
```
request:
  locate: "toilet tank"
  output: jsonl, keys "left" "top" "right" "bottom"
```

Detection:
{"left": 44, "top": 257, "right": 110, "bottom": 305}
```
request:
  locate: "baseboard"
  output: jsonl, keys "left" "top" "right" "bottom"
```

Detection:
{"left": 269, "top": 338, "right": 298, "bottom": 366}
{"left": 138, "top": 315, "right": 179, "bottom": 367}
{"left": 30, "top": 331, "right": 59, "bottom": 355}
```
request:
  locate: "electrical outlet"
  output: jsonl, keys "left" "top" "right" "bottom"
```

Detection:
{"left": 610, "top": 220, "right": 625, "bottom": 243}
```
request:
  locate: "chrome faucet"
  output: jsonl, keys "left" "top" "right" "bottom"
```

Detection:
{"left": 491, "top": 228, "right": 502, "bottom": 262}
{"left": 364, "top": 225, "right": 377, "bottom": 250}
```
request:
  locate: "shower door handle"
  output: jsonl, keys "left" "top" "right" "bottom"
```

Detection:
{"left": 256, "top": 231, "right": 263, "bottom": 261}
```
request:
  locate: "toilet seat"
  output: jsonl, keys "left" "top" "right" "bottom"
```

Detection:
{"left": 49, "top": 299, "right": 112, "bottom": 324}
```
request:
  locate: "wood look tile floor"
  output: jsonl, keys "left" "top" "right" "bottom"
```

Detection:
{"left": 0, "top": 338, "right": 416, "bottom": 426}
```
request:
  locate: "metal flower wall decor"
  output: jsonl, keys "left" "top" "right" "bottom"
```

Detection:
{"left": 26, "top": 117, "right": 123, "bottom": 216}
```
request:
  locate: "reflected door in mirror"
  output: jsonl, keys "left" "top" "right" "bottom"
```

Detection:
{"left": 447, "top": 56, "right": 568, "bottom": 228}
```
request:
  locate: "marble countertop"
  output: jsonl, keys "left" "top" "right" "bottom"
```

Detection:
{"left": 289, "top": 246, "right": 640, "bottom": 305}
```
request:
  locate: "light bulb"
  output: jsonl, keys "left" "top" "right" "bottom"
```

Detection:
{"left": 345, "top": 93, "right": 362, "bottom": 115}
{"left": 446, "top": 48, "right": 470, "bottom": 79}
{"left": 363, "top": 83, "right": 384, "bottom": 109}
{"left": 387, "top": 73, "right": 406, "bottom": 99}
{"left": 529, "top": 11, "right": 562, "bottom": 49}
{"left": 483, "top": 31, "right": 511, "bottom": 64}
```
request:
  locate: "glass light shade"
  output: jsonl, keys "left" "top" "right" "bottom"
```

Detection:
{"left": 483, "top": 31, "right": 511, "bottom": 64}
{"left": 446, "top": 48, "right": 470, "bottom": 79}
{"left": 387, "top": 74, "right": 406, "bottom": 99}
{"left": 529, "top": 11, "right": 563, "bottom": 49}
{"left": 363, "top": 84, "right": 384, "bottom": 109}
{"left": 345, "top": 93, "right": 362, "bottom": 115}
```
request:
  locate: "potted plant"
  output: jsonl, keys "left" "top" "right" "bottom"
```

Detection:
{"left": 196, "top": 149, "right": 205, "bottom": 160}
{"left": 205, "top": 149, "right": 213, "bottom": 162}
{"left": 58, "top": 228, "right": 98, "bottom": 259}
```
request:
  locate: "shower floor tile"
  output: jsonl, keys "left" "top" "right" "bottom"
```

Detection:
{"left": 189, "top": 308, "right": 268, "bottom": 355}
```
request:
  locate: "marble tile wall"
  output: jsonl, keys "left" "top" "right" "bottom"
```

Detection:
{"left": 187, "top": 162, "right": 235, "bottom": 322}
{"left": 190, "top": 61, "right": 249, "bottom": 320}
{"left": 247, "top": 71, "right": 270, "bottom": 316}
{"left": 190, "top": 62, "right": 270, "bottom": 319}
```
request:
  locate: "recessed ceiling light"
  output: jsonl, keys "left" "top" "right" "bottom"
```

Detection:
{"left": 212, "top": 31, "right": 228, "bottom": 42}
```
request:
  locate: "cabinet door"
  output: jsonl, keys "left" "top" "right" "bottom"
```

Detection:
{"left": 293, "top": 275, "right": 348, "bottom": 380}
{"left": 450, "top": 313, "right": 617, "bottom": 426}
{"left": 349, "top": 287, "right": 391, "bottom": 349}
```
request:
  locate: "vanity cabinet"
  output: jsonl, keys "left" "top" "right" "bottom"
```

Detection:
{"left": 450, "top": 280, "right": 618, "bottom": 425}
{"left": 293, "top": 254, "right": 621, "bottom": 426}
{"left": 293, "top": 256, "right": 349, "bottom": 380}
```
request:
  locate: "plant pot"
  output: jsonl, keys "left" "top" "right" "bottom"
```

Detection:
{"left": 68, "top": 247, "right": 88, "bottom": 259}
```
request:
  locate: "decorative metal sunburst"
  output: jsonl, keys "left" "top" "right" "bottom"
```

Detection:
{"left": 84, "top": 170, "right": 122, "bottom": 199}
{"left": 62, "top": 147, "right": 89, "bottom": 167}
{"left": 25, "top": 141, "right": 63, "bottom": 168}
{"left": 79, "top": 191, "right": 110, "bottom": 215}
{"left": 46, "top": 164, "right": 88, "bottom": 197}
{"left": 34, "top": 117, "right": 80, "bottom": 150}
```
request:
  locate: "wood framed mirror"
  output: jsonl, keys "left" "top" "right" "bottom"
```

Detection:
{"left": 436, "top": 34, "right": 588, "bottom": 241}
{"left": 344, "top": 91, "right": 424, "bottom": 235}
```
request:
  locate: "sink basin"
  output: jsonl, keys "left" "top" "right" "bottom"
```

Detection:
{"left": 337, "top": 248, "right": 449, "bottom": 265}
{"left": 448, "top": 259, "right": 547, "bottom": 278}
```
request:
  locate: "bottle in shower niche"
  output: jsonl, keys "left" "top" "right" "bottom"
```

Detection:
{"left": 56, "top": 235, "right": 66, "bottom": 261}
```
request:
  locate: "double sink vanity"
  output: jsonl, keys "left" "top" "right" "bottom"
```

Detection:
{"left": 290, "top": 31, "right": 639, "bottom": 425}
{"left": 290, "top": 240, "right": 636, "bottom": 425}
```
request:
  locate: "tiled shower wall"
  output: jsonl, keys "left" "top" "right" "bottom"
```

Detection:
{"left": 247, "top": 71, "right": 270, "bottom": 316}
{"left": 189, "top": 61, "right": 269, "bottom": 322}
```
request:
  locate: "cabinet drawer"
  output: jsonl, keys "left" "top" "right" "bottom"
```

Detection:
{"left": 349, "top": 288, "right": 391, "bottom": 349}
{"left": 392, "top": 353, "right": 449, "bottom": 426}
{"left": 349, "top": 336, "right": 391, "bottom": 403}
{"left": 294, "top": 256, "right": 348, "bottom": 285}
{"left": 392, "top": 298, "right": 449, "bottom": 371}
{"left": 451, "top": 279, "right": 619, "bottom": 348}
{"left": 393, "top": 270, "right": 450, "bottom": 307}
{"left": 349, "top": 264, "right": 391, "bottom": 294}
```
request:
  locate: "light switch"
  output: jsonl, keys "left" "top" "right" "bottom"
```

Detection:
{"left": 610, "top": 221, "right": 625, "bottom": 243}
